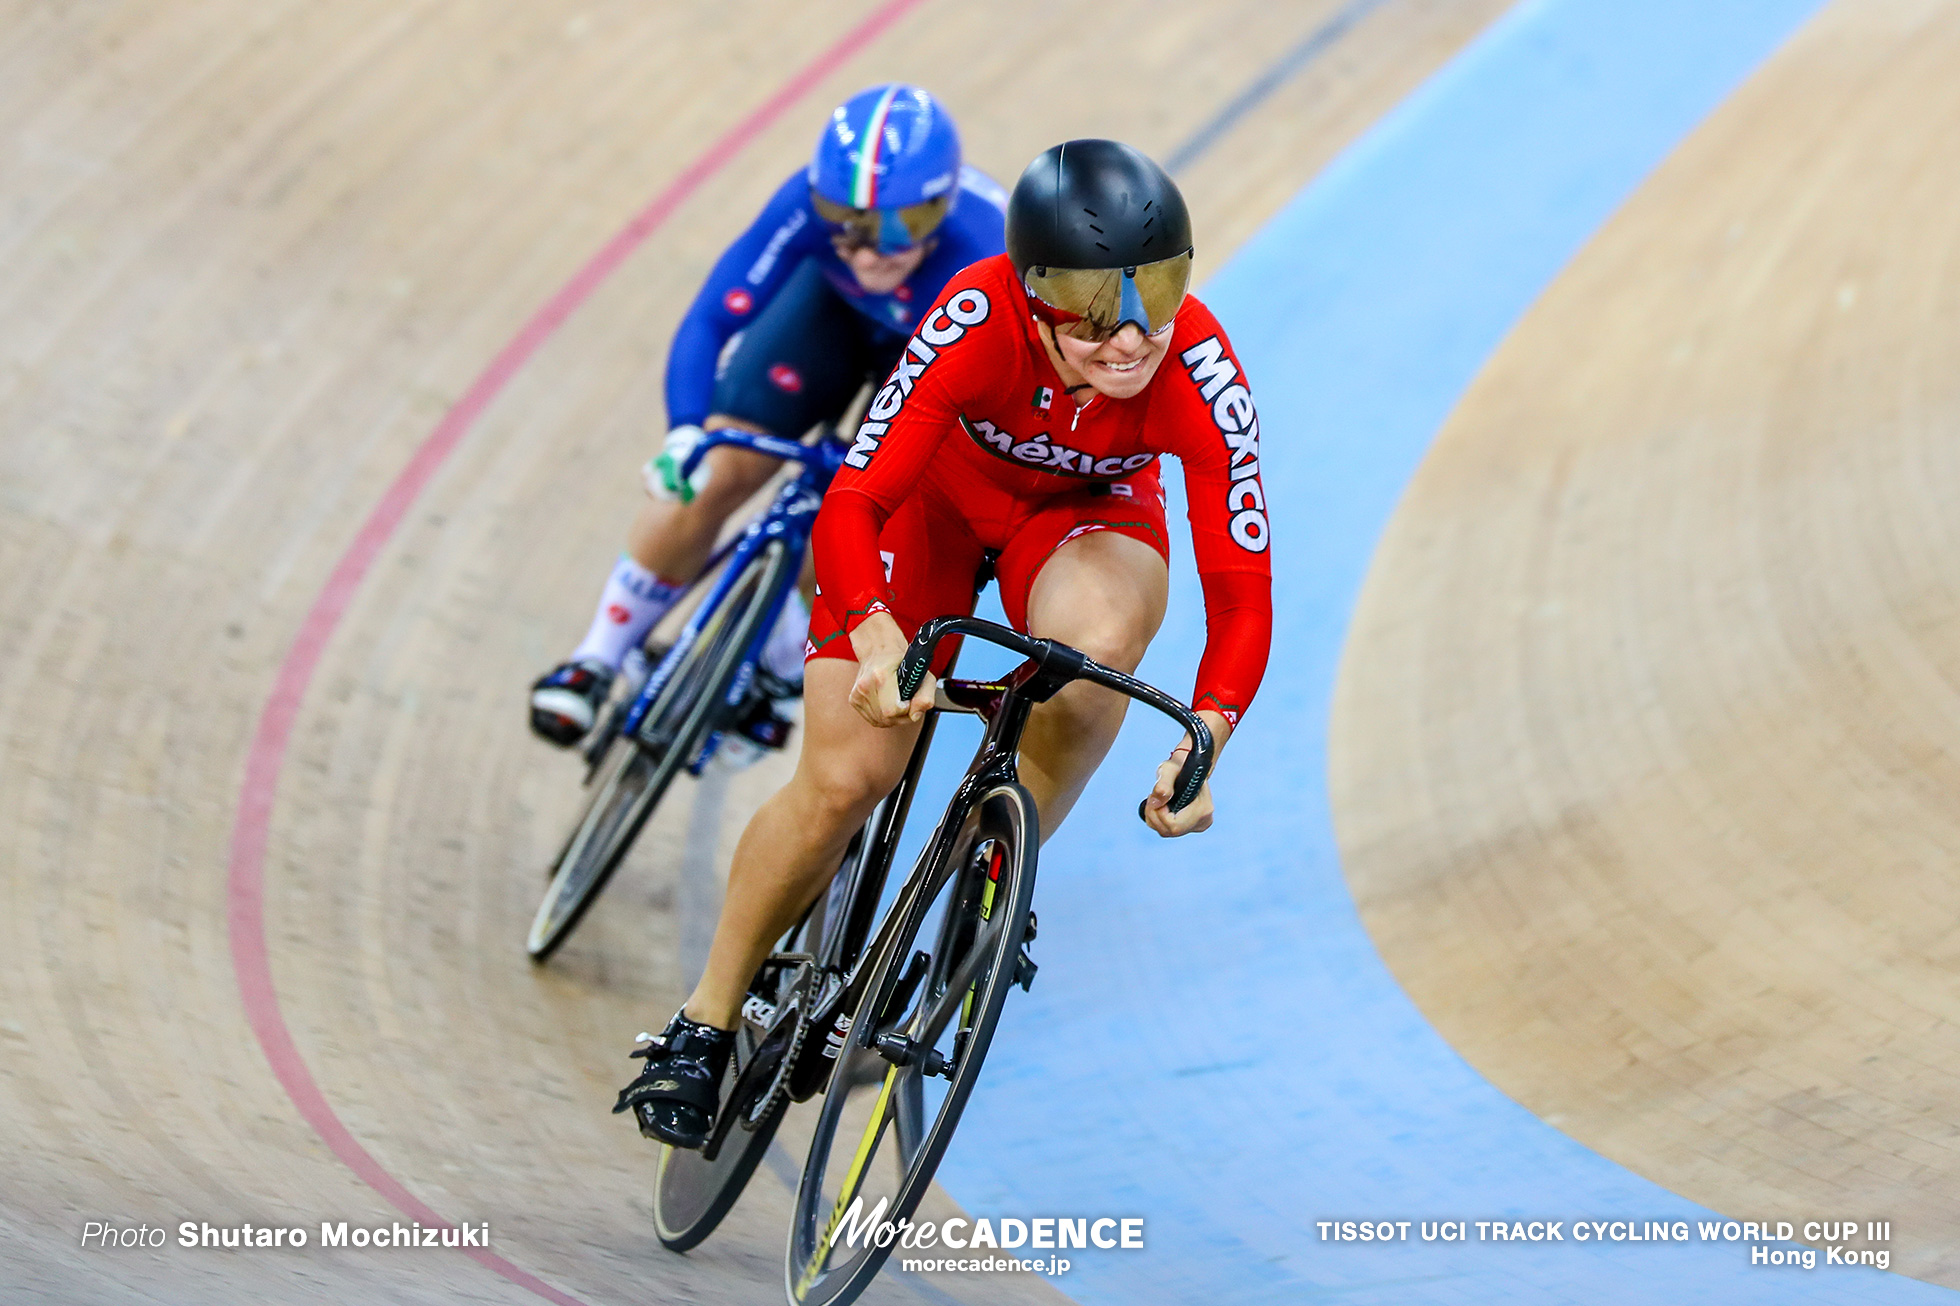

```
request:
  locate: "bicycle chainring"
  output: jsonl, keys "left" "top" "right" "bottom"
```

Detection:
{"left": 788, "top": 972, "right": 850, "bottom": 1103}
{"left": 740, "top": 973, "right": 813, "bottom": 1127}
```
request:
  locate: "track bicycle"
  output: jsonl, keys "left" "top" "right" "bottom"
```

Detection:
{"left": 527, "top": 427, "right": 847, "bottom": 961}
{"left": 648, "top": 614, "right": 1214, "bottom": 1306}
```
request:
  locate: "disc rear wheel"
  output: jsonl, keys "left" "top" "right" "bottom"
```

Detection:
{"left": 652, "top": 868, "right": 838, "bottom": 1251}
{"left": 651, "top": 1013, "right": 791, "bottom": 1252}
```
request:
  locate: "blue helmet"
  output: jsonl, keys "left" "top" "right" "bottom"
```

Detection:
{"left": 809, "top": 84, "right": 961, "bottom": 252}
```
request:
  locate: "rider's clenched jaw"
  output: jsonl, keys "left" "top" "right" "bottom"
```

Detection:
{"left": 1043, "top": 318, "right": 1174, "bottom": 400}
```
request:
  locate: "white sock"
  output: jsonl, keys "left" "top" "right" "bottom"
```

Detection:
{"left": 570, "top": 555, "right": 686, "bottom": 670}
{"left": 759, "top": 591, "right": 810, "bottom": 683}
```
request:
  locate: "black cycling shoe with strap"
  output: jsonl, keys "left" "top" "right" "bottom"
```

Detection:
{"left": 612, "top": 1012, "right": 735, "bottom": 1150}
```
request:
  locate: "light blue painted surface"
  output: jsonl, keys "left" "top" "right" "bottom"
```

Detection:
{"left": 917, "top": 0, "right": 1956, "bottom": 1302}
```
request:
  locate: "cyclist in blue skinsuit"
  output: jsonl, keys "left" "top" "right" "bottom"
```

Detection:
{"left": 531, "top": 84, "right": 1007, "bottom": 749}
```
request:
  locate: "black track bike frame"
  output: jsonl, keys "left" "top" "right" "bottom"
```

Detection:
{"left": 797, "top": 614, "right": 1215, "bottom": 1068}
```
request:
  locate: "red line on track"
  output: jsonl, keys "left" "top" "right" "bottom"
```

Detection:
{"left": 225, "top": 4, "right": 924, "bottom": 1301}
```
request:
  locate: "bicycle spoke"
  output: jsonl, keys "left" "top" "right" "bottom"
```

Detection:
{"left": 839, "top": 1056, "right": 889, "bottom": 1092}
{"left": 798, "top": 1063, "right": 901, "bottom": 1298}
{"left": 893, "top": 1069, "right": 926, "bottom": 1170}
{"left": 913, "top": 913, "right": 1010, "bottom": 1050}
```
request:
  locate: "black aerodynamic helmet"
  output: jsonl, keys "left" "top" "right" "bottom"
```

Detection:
{"left": 1006, "top": 139, "right": 1194, "bottom": 338}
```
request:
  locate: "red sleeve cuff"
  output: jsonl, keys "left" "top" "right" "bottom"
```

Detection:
{"left": 842, "top": 600, "right": 892, "bottom": 634}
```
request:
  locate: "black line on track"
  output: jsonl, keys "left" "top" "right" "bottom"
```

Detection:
{"left": 1164, "top": 0, "right": 1391, "bottom": 175}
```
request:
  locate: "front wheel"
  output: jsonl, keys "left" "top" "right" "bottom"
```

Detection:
{"left": 527, "top": 538, "right": 793, "bottom": 960}
{"left": 785, "top": 785, "right": 1037, "bottom": 1306}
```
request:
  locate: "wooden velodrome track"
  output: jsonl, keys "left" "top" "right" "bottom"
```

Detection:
{"left": 1334, "top": 0, "right": 1960, "bottom": 1289}
{"left": 0, "top": 2, "right": 1513, "bottom": 1303}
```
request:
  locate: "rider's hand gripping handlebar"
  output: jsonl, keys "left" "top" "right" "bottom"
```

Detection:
{"left": 896, "top": 615, "right": 1215, "bottom": 819}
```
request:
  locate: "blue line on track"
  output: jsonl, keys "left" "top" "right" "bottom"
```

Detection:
{"left": 925, "top": 0, "right": 1958, "bottom": 1302}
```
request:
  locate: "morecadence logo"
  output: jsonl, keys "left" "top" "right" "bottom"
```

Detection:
{"left": 837, "top": 1194, "right": 1144, "bottom": 1267}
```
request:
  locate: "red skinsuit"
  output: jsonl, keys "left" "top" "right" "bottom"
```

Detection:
{"left": 809, "top": 253, "right": 1272, "bottom": 726}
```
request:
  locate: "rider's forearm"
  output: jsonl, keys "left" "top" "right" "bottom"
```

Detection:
{"left": 1191, "top": 568, "right": 1271, "bottom": 731}
{"left": 810, "top": 487, "right": 898, "bottom": 633}
{"left": 847, "top": 610, "right": 909, "bottom": 669}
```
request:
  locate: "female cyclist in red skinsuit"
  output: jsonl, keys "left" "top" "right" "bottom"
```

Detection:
{"left": 617, "top": 140, "right": 1274, "bottom": 1149}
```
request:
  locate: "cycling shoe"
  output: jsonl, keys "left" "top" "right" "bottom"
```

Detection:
{"left": 529, "top": 659, "right": 614, "bottom": 747}
{"left": 612, "top": 1012, "right": 734, "bottom": 1149}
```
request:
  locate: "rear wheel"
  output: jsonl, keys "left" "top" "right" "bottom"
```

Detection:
{"left": 651, "top": 1005, "right": 792, "bottom": 1252}
{"left": 786, "top": 785, "right": 1037, "bottom": 1306}
{"left": 652, "top": 855, "right": 841, "bottom": 1252}
{"left": 527, "top": 539, "right": 793, "bottom": 960}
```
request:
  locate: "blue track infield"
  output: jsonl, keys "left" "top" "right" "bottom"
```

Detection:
{"left": 920, "top": 0, "right": 1957, "bottom": 1302}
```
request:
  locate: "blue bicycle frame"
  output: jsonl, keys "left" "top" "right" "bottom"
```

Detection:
{"left": 618, "top": 427, "right": 848, "bottom": 773}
